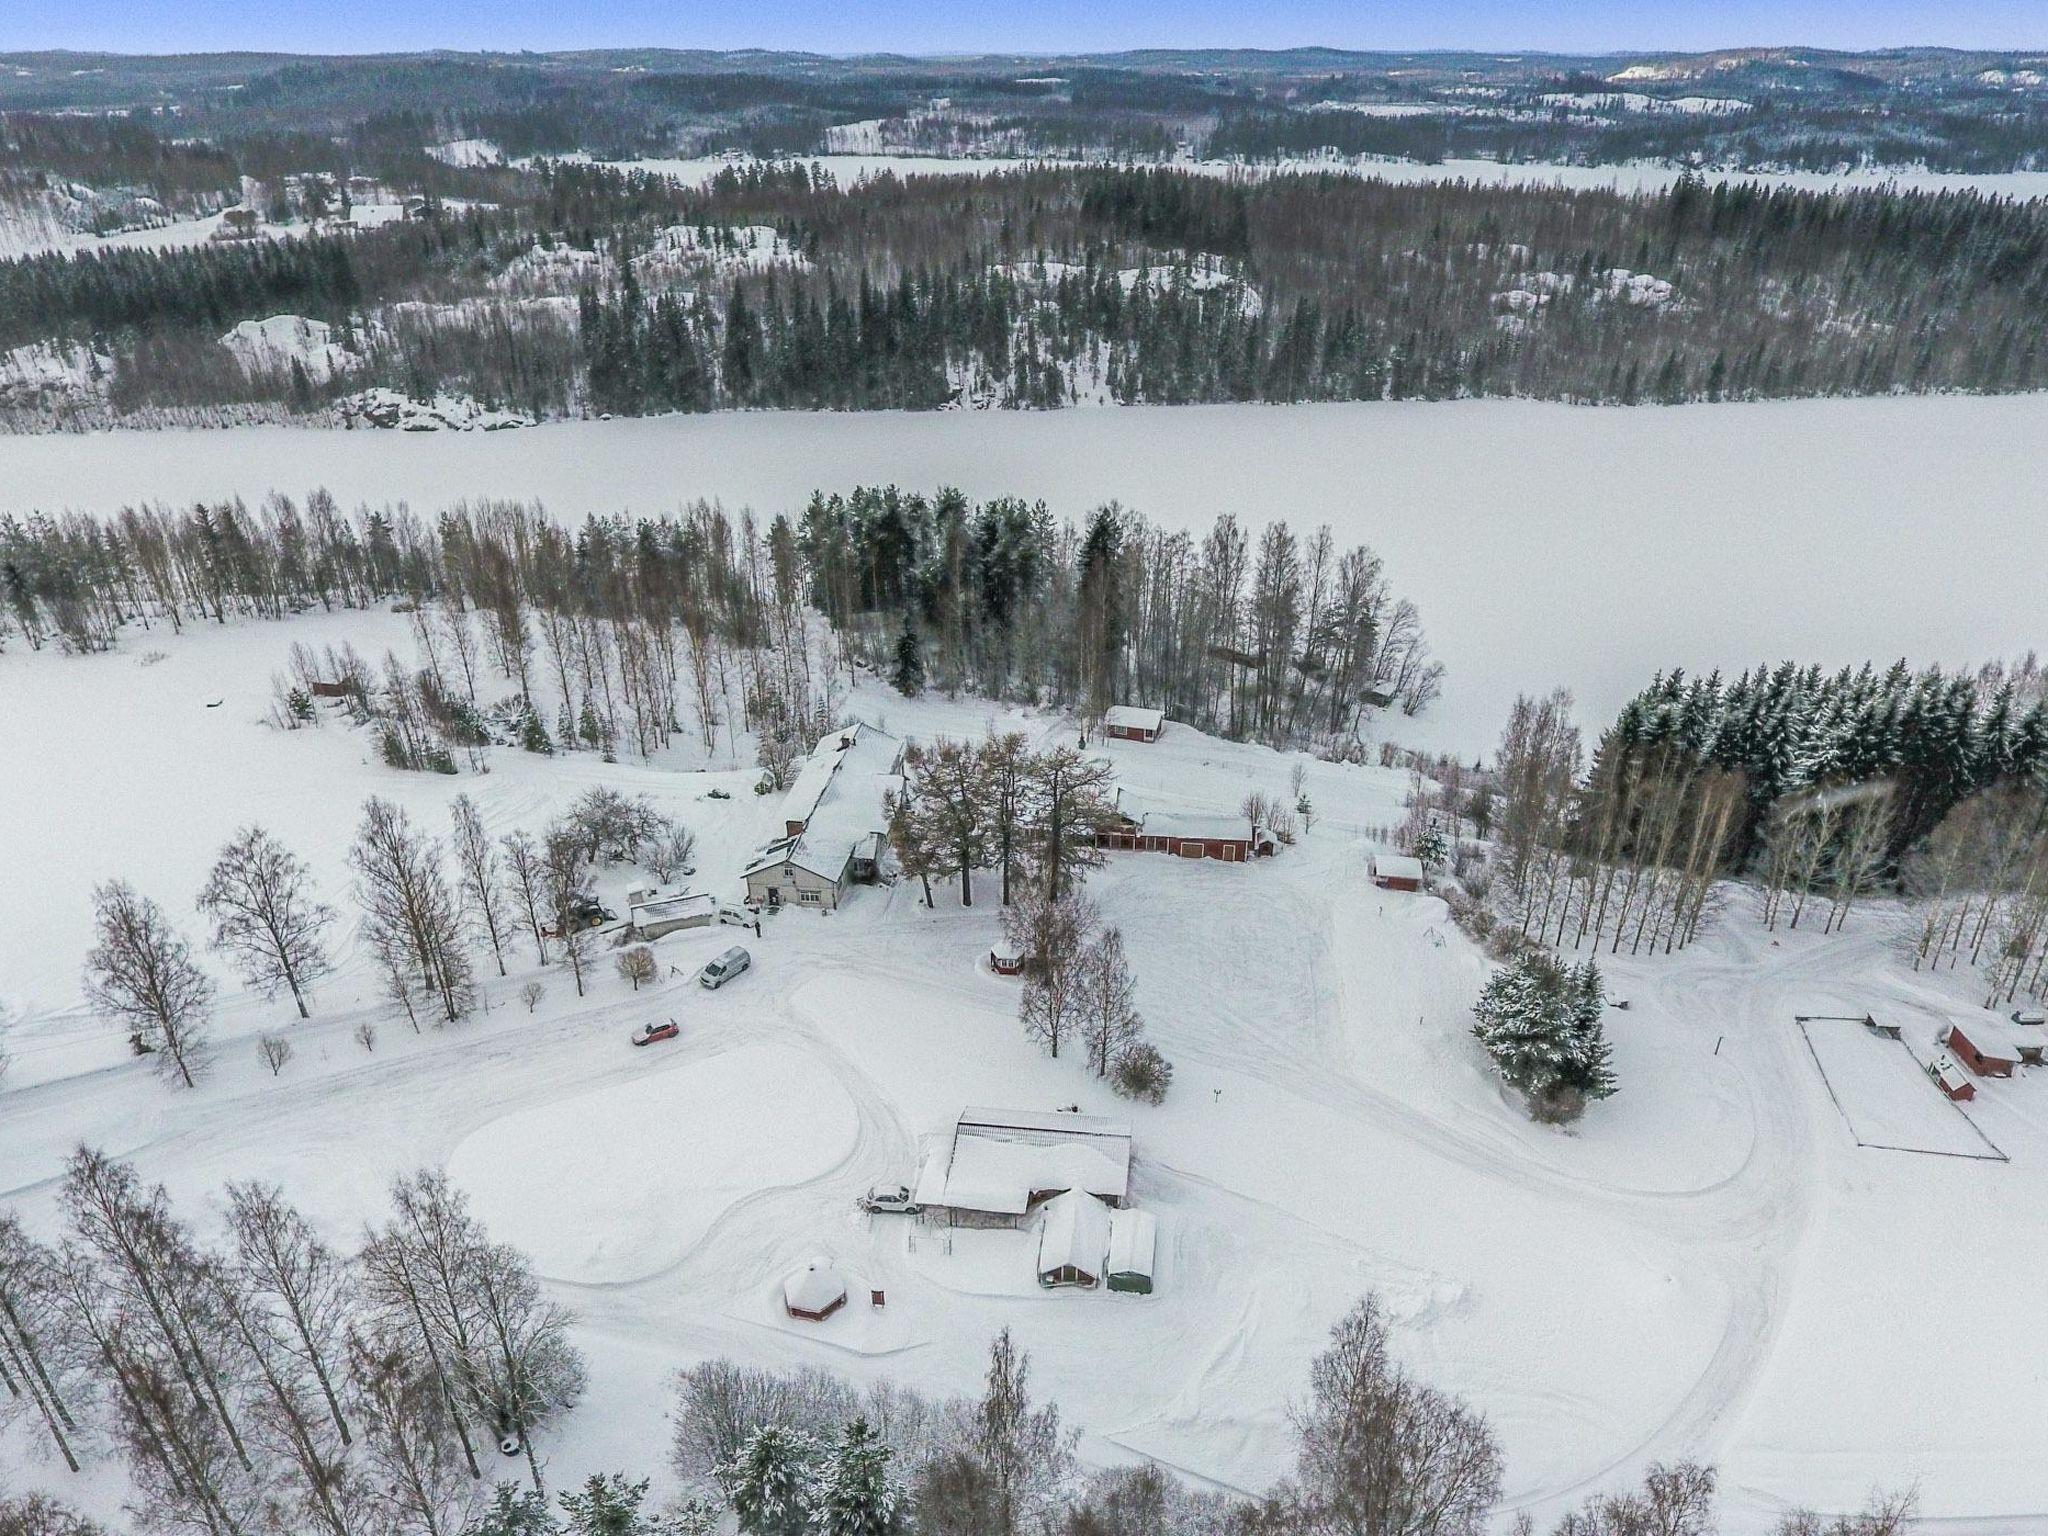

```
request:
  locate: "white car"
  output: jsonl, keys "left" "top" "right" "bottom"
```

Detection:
{"left": 717, "top": 905, "right": 757, "bottom": 928}
{"left": 699, "top": 947, "right": 752, "bottom": 989}
{"left": 861, "top": 1184, "right": 922, "bottom": 1215}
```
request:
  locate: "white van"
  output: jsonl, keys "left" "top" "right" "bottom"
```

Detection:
{"left": 699, "top": 947, "right": 752, "bottom": 989}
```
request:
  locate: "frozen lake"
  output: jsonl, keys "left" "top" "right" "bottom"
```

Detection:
{"left": 5, "top": 394, "right": 2044, "bottom": 752}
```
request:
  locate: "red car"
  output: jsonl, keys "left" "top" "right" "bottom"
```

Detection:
{"left": 631, "top": 1018, "right": 680, "bottom": 1047}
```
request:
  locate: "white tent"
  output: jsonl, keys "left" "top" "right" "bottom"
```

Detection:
{"left": 1036, "top": 1190, "right": 1112, "bottom": 1289}
{"left": 781, "top": 1258, "right": 848, "bottom": 1320}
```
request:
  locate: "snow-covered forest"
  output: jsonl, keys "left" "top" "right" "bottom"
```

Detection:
{"left": 11, "top": 157, "right": 2048, "bottom": 426}
{"left": 0, "top": 485, "right": 1439, "bottom": 758}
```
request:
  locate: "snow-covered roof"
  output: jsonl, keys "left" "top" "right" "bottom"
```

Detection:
{"left": 1104, "top": 705, "right": 1165, "bottom": 732}
{"left": 1951, "top": 1018, "right": 2024, "bottom": 1061}
{"left": 1373, "top": 854, "right": 1427, "bottom": 882}
{"left": 1111, "top": 788, "right": 1252, "bottom": 844}
{"left": 1930, "top": 1055, "right": 1971, "bottom": 1092}
{"left": 1037, "top": 1190, "right": 1112, "bottom": 1280}
{"left": 629, "top": 892, "right": 713, "bottom": 923}
{"left": 914, "top": 1108, "right": 1133, "bottom": 1216}
{"left": 781, "top": 1258, "right": 847, "bottom": 1315}
{"left": 750, "top": 722, "right": 903, "bottom": 887}
{"left": 1143, "top": 810, "right": 1253, "bottom": 843}
{"left": 1107, "top": 1208, "right": 1157, "bottom": 1279}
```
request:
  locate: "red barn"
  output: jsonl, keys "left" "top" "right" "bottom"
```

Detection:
{"left": 1096, "top": 789, "right": 1255, "bottom": 862}
{"left": 1945, "top": 1021, "right": 2019, "bottom": 1079}
{"left": 1102, "top": 705, "right": 1166, "bottom": 743}
{"left": 1371, "top": 854, "right": 1426, "bottom": 892}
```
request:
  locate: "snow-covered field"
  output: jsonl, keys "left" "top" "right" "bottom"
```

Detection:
{"left": 5, "top": 603, "right": 2048, "bottom": 1531}
{"left": 5, "top": 394, "right": 2044, "bottom": 755}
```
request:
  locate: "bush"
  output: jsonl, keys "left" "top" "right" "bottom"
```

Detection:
{"left": 1111, "top": 1042, "right": 1174, "bottom": 1105}
{"left": 616, "top": 945, "right": 656, "bottom": 990}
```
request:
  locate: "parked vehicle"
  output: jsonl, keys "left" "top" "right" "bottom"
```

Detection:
{"left": 706, "top": 788, "right": 732, "bottom": 800}
{"left": 717, "top": 904, "right": 758, "bottom": 929}
{"left": 632, "top": 1018, "right": 680, "bottom": 1047}
{"left": 699, "top": 947, "right": 752, "bottom": 989}
{"left": 2013, "top": 1008, "right": 2047, "bottom": 1027}
{"left": 543, "top": 897, "right": 614, "bottom": 938}
{"left": 861, "top": 1184, "right": 922, "bottom": 1215}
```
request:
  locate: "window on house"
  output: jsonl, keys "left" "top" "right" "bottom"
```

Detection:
{"left": 799, "top": 889, "right": 821, "bottom": 904}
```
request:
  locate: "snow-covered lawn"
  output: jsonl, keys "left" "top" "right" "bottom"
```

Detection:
{"left": 6, "top": 395, "right": 2046, "bottom": 756}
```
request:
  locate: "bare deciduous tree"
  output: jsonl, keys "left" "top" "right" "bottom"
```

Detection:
{"left": 1288, "top": 1293, "right": 1503, "bottom": 1536}
{"left": 349, "top": 797, "right": 473, "bottom": 1025}
{"left": 84, "top": 881, "right": 216, "bottom": 1088}
{"left": 196, "top": 826, "right": 335, "bottom": 1020}
{"left": 257, "top": 1034, "right": 292, "bottom": 1078}
{"left": 449, "top": 795, "right": 512, "bottom": 978}
{"left": 616, "top": 946, "right": 655, "bottom": 991}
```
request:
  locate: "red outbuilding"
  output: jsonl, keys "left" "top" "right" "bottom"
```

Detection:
{"left": 1370, "top": 854, "right": 1426, "bottom": 893}
{"left": 1928, "top": 1054, "right": 1976, "bottom": 1102}
{"left": 1944, "top": 1021, "right": 2019, "bottom": 1079}
{"left": 1102, "top": 705, "right": 1166, "bottom": 743}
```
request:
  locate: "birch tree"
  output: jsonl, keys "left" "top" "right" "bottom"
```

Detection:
{"left": 196, "top": 827, "right": 335, "bottom": 1020}
{"left": 84, "top": 882, "right": 216, "bottom": 1088}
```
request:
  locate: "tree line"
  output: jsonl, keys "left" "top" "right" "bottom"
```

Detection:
{"left": 1447, "top": 658, "right": 2048, "bottom": 1011}
{"left": 1, "top": 484, "right": 1437, "bottom": 758}
{"left": 0, "top": 1153, "right": 581, "bottom": 1536}
{"left": 13, "top": 161, "right": 2048, "bottom": 425}
{"left": 78, "top": 782, "right": 693, "bottom": 1091}
{"left": 808, "top": 486, "right": 1439, "bottom": 752}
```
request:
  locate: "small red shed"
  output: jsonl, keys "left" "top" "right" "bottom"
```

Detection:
{"left": 1102, "top": 705, "right": 1165, "bottom": 743}
{"left": 1944, "top": 1021, "right": 2018, "bottom": 1079}
{"left": 1929, "top": 1054, "right": 1976, "bottom": 1102}
{"left": 1371, "top": 854, "right": 1426, "bottom": 893}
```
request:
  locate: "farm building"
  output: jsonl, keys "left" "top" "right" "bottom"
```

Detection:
{"left": 990, "top": 944, "right": 1027, "bottom": 976}
{"left": 1943, "top": 1020, "right": 2021, "bottom": 1078}
{"left": 1097, "top": 789, "right": 1259, "bottom": 862}
{"left": 1103, "top": 705, "right": 1166, "bottom": 743}
{"left": 1929, "top": 1055, "right": 1977, "bottom": 1102}
{"left": 913, "top": 1108, "right": 1133, "bottom": 1229}
{"left": 1036, "top": 1190, "right": 1113, "bottom": 1288}
{"left": 1107, "top": 1208, "right": 1158, "bottom": 1295}
{"left": 743, "top": 722, "right": 904, "bottom": 912}
{"left": 1371, "top": 854, "right": 1426, "bottom": 892}
{"left": 781, "top": 1259, "right": 848, "bottom": 1322}
{"left": 626, "top": 891, "right": 715, "bottom": 940}
{"left": 1860, "top": 1015, "right": 1903, "bottom": 1041}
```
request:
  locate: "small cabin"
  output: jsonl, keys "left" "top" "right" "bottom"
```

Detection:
{"left": 1371, "top": 854, "right": 1426, "bottom": 893}
{"left": 1102, "top": 705, "right": 1165, "bottom": 743}
{"left": 1929, "top": 1055, "right": 1976, "bottom": 1102}
{"left": 990, "top": 944, "right": 1027, "bottom": 977}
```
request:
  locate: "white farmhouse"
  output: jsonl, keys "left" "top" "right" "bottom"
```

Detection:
{"left": 743, "top": 722, "right": 905, "bottom": 911}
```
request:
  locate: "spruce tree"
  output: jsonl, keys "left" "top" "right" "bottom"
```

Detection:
{"left": 722, "top": 1425, "right": 816, "bottom": 1536}
{"left": 891, "top": 616, "right": 925, "bottom": 697}
{"left": 807, "top": 1418, "right": 902, "bottom": 1536}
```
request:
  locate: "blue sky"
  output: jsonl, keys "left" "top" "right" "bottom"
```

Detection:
{"left": 7, "top": 0, "right": 2045, "bottom": 57}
